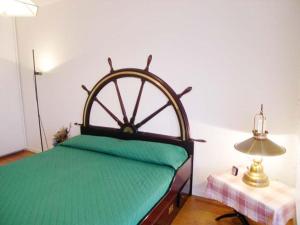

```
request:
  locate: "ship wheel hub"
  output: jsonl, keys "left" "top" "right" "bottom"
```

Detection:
{"left": 121, "top": 124, "right": 136, "bottom": 134}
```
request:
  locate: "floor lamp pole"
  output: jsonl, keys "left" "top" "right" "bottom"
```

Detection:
{"left": 32, "top": 49, "right": 44, "bottom": 152}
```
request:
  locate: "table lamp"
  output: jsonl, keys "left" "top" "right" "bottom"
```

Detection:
{"left": 234, "top": 105, "right": 286, "bottom": 187}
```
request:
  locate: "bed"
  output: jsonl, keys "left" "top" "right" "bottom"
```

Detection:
{"left": 0, "top": 56, "right": 200, "bottom": 225}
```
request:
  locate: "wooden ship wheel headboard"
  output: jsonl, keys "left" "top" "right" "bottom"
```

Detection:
{"left": 80, "top": 55, "right": 200, "bottom": 156}
{"left": 78, "top": 55, "right": 205, "bottom": 224}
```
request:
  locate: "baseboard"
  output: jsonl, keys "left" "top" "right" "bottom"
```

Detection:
{"left": 26, "top": 146, "right": 52, "bottom": 153}
{"left": 0, "top": 149, "right": 28, "bottom": 158}
{"left": 27, "top": 148, "right": 40, "bottom": 153}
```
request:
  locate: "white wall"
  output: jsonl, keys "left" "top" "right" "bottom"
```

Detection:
{"left": 0, "top": 18, "right": 26, "bottom": 156}
{"left": 16, "top": 0, "right": 300, "bottom": 195}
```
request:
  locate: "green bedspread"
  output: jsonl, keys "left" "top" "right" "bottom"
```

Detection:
{"left": 0, "top": 135, "right": 187, "bottom": 225}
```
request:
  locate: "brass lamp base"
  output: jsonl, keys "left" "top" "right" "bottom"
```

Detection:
{"left": 242, "top": 159, "right": 269, "bottom": 187}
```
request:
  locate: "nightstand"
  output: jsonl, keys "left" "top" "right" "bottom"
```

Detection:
{"left": 205, "top": 169, "right": 296, "bottom": 225}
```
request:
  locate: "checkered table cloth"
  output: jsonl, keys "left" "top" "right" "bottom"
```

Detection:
{"left": 205, "top": 170, "right": 296, "bottom": 225}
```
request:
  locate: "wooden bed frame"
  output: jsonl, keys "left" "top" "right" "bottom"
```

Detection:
{"left": 79, "top": 56, "right": 200, "bottom": 225}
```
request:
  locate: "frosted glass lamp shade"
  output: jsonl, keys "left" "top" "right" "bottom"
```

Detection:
{"left": 0, "top": 0, "right": 38, "bottom": 17}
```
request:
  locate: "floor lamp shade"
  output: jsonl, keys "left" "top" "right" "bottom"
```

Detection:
{"left": 0, "top": 0, "right": 38, "bottom": 17}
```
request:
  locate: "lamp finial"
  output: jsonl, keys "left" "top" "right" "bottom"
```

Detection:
{"left": 260, "top": 104, "right": 264, "bottom": 115}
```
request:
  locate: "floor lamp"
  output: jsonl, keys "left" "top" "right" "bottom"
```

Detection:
{"left": 32, "top": 49, "right": 44, "bottom": 152}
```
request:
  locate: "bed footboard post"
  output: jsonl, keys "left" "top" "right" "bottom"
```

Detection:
{"left": 187, "top": 140, "right": 194, "bottom": 195}
{"left": 189, "top": 156, "right": 193, "bottom": 195}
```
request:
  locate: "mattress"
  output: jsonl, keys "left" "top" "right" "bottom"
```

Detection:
{"left": 0, "top": 135, "right": 187, "bottom": 225}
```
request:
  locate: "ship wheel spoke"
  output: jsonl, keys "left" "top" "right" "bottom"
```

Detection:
{"left": 130, "top": 79, "right": 145, "bottom": 124}
{"left": 135, "top": 101, "right": 170, "bottom": 129}
{"left": 81, "top": 85, "right": 123, "bottom": 127}
{"left": 135, "top": 87, "right": 192, "bottom": 129}
{"left": 113, "top": 80, "right": 129, "bottom": 124}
